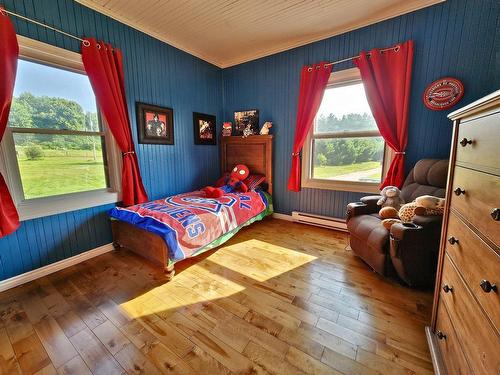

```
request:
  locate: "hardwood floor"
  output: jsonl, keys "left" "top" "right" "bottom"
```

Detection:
{"left": 0, "top": 218, "right": 435, "bottom": 375}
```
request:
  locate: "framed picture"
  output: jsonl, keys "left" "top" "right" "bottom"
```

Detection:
{"left": 136, "top": 102, "right": 174, "bottom": 145}
{"left": 193, "top": 112, "right": 216, "bottom": 145}
{"left": 234, "top": 109, "right": 259, "bottom": 136}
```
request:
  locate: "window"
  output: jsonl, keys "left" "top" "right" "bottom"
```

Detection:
{"left": 301, "top": 67, "right": 391, "bottom": 193}
{"left": 0, "top": 36, "right": 121, "bottom": 220}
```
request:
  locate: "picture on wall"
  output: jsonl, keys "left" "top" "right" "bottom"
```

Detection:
{"left": 136, "top": 102, "right": 174, "bottom": 145}
{"left": 193, "top": 112, "right": 216, "bottom": 145}
{"left": 234, "top": 109, "right": 259, "bottom": 136}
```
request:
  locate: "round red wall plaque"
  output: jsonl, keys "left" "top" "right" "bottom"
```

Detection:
{"left": 423, "top": 77, "right": 464, "bottom": 110}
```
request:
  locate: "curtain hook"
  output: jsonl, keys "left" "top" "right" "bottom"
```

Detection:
{"left": 0, "top": 7, "right": 6, "bottom": 16}
{"left": 97, "top": 43, "right": 101, "bottom": 49}
{"left": 82, "top": 40, "right": 91, "bottom": 47}
{"left": 307, "top": 67, "right": 313, "bottom": 72}
{"left": 394, "top": 45, "right": 401, "bottom": 52}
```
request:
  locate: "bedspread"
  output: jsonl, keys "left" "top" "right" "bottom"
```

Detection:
{"left": 109, "top": 190, "right": 271, "bottom": 262}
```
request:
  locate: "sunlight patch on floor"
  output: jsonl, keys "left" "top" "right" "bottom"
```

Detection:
{"left": 119, "top": 263, "right": 246, "bottom": 319}
{"left": 118, "top": 240, "right": 316, "bottom": 319}
{"left": 208, "top": 239, "right": 317, "bottom": 282}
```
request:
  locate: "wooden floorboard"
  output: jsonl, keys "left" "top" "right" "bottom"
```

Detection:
{"left": 0, "top": 218, "right": 434, "bottom": 374}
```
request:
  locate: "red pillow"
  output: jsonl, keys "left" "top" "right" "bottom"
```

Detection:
{"left": 244, "top": 174, "right": 266, "bottom": 190}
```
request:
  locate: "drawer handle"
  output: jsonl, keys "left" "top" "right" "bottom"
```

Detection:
{"left": 459, "top": 138, "right": 473, "bottom": 147}
{"left": 442, "top": 284, "right": 453, "bottom": 293}
{"left": 454, "top": 187, "right": 466, "bottom": 196}
{"left": 448, "top": 236, "right": 459, "bottom": 245}
{"left": 480, "top": 280, "right": 497, "bottom": 293}
{"left": 491, "top": 208, "right": 500, "bottom": 221}
{"left": 436, "top": 331, "right": 446, "bottom": 340}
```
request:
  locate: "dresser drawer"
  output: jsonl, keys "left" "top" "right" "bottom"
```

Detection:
{"left": 456, "top": 110, "right": 500, "bottom": 176}
{"left": 445, "top": 213, "right": 500, "bottom": 333}
{"left": 450, "top": 166, "right": 500, "bottom": 247}
{"left": 434, "top": 302, "right": 471, "bottom": 375}
{"left": 440, "top": 254, "right": 499, "bottom": 374}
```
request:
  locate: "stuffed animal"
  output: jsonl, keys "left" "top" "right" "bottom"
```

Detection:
{"left": 399, "top": 195, "right": 445, "bottom": 223}
{"left": 379, "top": 206, "right": 399, "bottom": 219}
{"left": 381, "top": 218, "right": 401, "bottom": 230}
{"left": 203, "top": 164, "right": 250, "bottom": 198}
{"left": 260, "top": 122, "right": 273, "bottom": 135}
{"left": 377, "top": 186, "right": 404, "bottom": 211}
{"left": 415, "top": 195, "right": 445, "bottom": 209}
{"left": 381, "top": 194, "right": 445, "bottom": 229}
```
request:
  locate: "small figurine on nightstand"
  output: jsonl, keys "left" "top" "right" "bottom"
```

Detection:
{"left": 222, "top": 122, "right": 232, "bottom": 136}
{"left": 260, "top": 122, "right": 273, "bottom": 135}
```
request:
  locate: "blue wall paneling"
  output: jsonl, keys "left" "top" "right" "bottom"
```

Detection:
{"left": 0, "top": 0, "right": 223, "bottom": 281}
{"left": 222, "top": 0, "right": 499, "bottom": 220}
{"left": 1, "top": 0, "right": 499, "bottom": 281}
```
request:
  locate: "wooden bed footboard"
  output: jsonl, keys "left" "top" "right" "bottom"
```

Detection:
{"left": 111, "top": 220, "right": 175, "bottom": 279}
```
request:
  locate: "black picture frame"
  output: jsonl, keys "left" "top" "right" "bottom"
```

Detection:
{"left": 234, "top": 109, "right": 259, "bottom": 136}
{"left": 193, "top": 112, "right": 217, "bottom": 145}
{"left": 136, "top": 102, "right": 174, "bottom": 145}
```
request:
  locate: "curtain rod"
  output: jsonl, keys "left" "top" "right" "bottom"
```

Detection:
{"left": 325, "top": 45, "right": 400, "bottom": 67}
{"left": 0, "top": 7, "right": 85, "bottom": 43}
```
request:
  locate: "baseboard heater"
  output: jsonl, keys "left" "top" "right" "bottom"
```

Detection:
{"left": 291, "top": 211, "right": 347, "bottom": 232}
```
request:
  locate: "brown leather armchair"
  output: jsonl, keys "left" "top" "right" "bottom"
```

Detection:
{"left": 346, "top": 159, "right": 448, "bottom": 287}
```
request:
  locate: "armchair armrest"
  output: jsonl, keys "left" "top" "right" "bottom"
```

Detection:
{"left": 390, "top": 215, "right": 443, "bottom": 258}
{"left": 389, "top": 215, "right": 443, "bottom": 287}
{"left": 346, "top": 195, "right": 381, "bottom": 222}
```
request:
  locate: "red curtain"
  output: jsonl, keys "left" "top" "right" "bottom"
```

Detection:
{"left": 0, "top": 9, "right": 20, "bottom": 238}
{"left": 81, "top": 38, "right": 148, "bottom": 206}
{"left": 355, "top": 40, "right": 414, "bottom": 188}
{"left": 287, "top": 62, "right": 332, "bottom": 191}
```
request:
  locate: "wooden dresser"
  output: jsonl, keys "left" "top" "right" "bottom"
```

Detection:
{"left": 427, "top": 90, "right": 500, "bottom": 375}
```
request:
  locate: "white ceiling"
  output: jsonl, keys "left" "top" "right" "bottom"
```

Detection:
{"left": 76, "top": 0, "right": 444, "bottom": 68}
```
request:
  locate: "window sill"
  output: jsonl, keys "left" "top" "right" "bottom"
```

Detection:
{"left": 302, "top": 178, "right": 380, "bottom": 194}
{"left": 17, "top": 189, "right": 120, "bottom": 221}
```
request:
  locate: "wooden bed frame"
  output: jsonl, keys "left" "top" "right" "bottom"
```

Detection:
{"left": 112, "top": 135, "right": 273, "bottom": 279}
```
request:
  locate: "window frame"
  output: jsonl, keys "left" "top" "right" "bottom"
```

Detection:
{"left": 0, "top": 35, "right": 122, "bottom": 221}
{"left": 301, "top": 67, "right": 392, "bottom": 193}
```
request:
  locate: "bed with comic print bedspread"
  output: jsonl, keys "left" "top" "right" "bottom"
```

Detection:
{"left": 108, "top": 189, "right": 272, "bottom": 263}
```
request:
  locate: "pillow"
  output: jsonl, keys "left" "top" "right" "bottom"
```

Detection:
{"left": 244, "top": 174, "right": 266, "bottom": 190}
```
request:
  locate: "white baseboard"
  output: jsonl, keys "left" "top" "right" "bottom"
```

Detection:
{"left": 0, "top": 243, "right": 114, "bottom": 293}
{"left": 273, "top": 211, "right": 347, "bottom": 231}
{"left": 272, "top": 212, "right": 293, "bottom": 221}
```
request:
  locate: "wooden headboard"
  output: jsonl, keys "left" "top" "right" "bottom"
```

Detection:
{"left": 220, "top": 135, "right": 273, "bottom": 194}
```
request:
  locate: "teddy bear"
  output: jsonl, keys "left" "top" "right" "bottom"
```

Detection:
{"left": 381, "top": 195, "right": 445, "bottom": 229}
{"left": 203, "top": 164, "right": 250, "bottom": 198}
{"left": 377, "top": 186, "right": 405, "bottom": 211}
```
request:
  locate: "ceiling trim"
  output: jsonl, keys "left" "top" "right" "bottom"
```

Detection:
{"left": 75, "top": 0, "right": 444, "bottom": 69}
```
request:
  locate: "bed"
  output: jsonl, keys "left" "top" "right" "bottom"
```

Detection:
{"left": 110, "top": 135, "right": 273, "bottom": 279}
